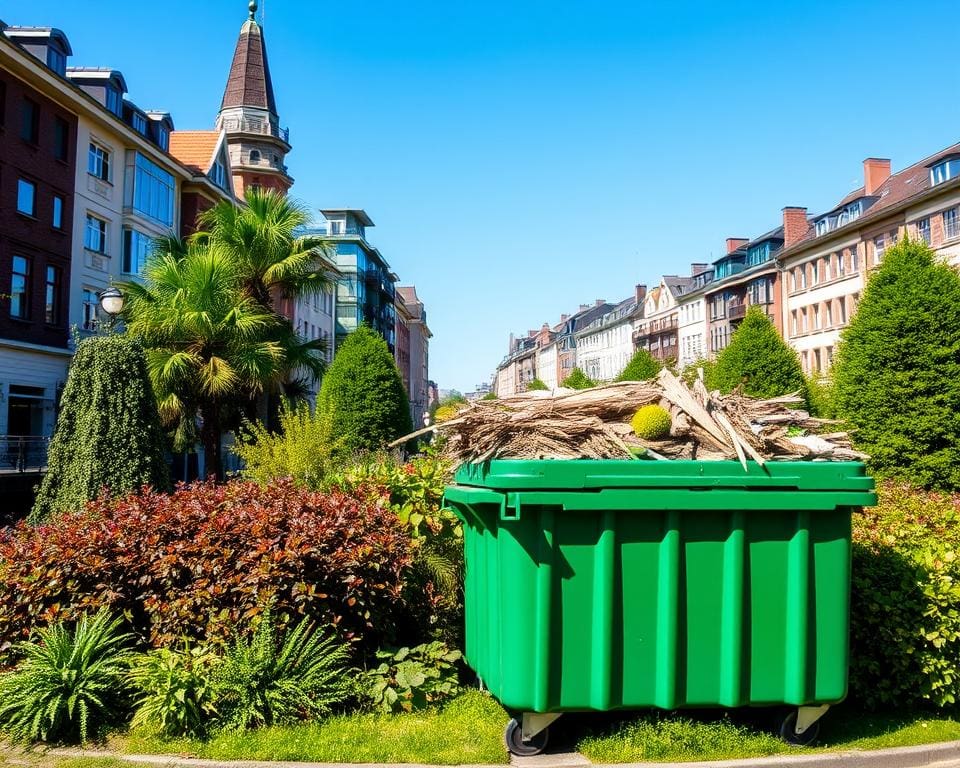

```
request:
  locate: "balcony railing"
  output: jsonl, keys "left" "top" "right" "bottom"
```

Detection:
{"left": 728, "top": 302, "right": 747, "bottom": 321}
{"left": 239, "top": 155, "right": 289, "bottom": 173}
{"left": 220, "top": 117, "right": 290, "bottom": 144}
{"left": 0, "top": 436, "right": 49, "bottom": 473}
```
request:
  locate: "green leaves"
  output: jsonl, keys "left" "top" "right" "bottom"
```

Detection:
{"left": 563, "top": 367, "right": 596, "bottom": 389}
{"left": 834, "top": 236, "right": 960, "bottom": 489}
{"left": 363, "top": 642, "right": 462, "bottom": 713}
{"left": 0, "top": 609, "right": 132, "bottom": 743}
{"left": 616, "top": 349, "right": 662, "bottom": 382}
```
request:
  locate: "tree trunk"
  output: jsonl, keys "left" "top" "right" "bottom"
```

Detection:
{"left": 201, "top": 402, "right": 223, "bottom": 482}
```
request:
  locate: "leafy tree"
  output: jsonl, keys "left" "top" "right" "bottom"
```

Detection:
{"left": 709, "top": 306, "right": 804, "bottom": 398}
{"left": 318, "top": 326, "right": 413, "bottom": 456}
{"left": 122, "top": 244, "right": 285, "bottom": 480}
{"left": 616, "top": 349, "right": 661, "bottom": 382}
{"left": 31, "top": 335, "right": 170, "bottom": 522}
{"left": 834, "top": 237, "right": 960, "bottom": 489}
{"left": 562, "top": 367, "right": 595, "bottom": 389}
{"left": 526, "top": 378, "right": 549, "bottom": 391}
{"left": 480, "top": 392, "right": 498, "bottom": 401}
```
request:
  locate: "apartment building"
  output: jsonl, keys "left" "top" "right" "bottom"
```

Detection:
{"left": 575, "top": 285, "right": 646, "bottom": 382}
{"left": 535, "top": 336, "right": 559, "bottom": 389}
{"left": 780, "top": 147, "right": 960, "bottom": 375}
{"left": 676, "top": 267, "right": 713, "bottom": 367}
{"left": 633, "top": 273, "right": 696, "bottom": 364}
{"left": 396, "top": 286, "right": 431, "bottom": 427}
{"left": 555, "top": 301, "right": 612, "bottom": 384}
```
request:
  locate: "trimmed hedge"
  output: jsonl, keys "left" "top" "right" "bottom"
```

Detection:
{"left": 0, "top": 480, "right": 412, "bottom": 659}
{"left": 850, "top": 480, "right": 960, "bottom": 709}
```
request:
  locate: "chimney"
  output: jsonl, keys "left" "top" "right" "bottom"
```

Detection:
{"left": 635, "top": 284, "right": 647, "bottom": 303}
{"left": 725, "top": 238, "right": 749, "bottom": 254}
{"left": 528, "top": 330, "right": 536, "bottom": 338}
{"left": 864, "top": 158, "right": 891, "bottom": 195}
{"left": 579, "top": 304, "right": 590, "bottom": 312}
{"left": 782, "top": 207, "right": 809, "bottom": 248}
{"left": 560, "top": 314, "right": 570, "bottom": 323}
{"left": 690, "top": 262, "right": 709, "bottom": 275}
{"left": 595, "top": 299, "right": 605, "bottom": 307}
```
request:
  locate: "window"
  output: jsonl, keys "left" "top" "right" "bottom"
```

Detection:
{"left": 838, "top": 297, "right": 847, "bottom": 324}
{"left": 10, "top": 256, "right": 29, "bottom": 319}
{"left": 105, "top": 87, "right": 122, "bottom": 116}
{"left": 88, "top": 142, "right": 110, "bottom": 181}
{"left": 917, "top": 217, "right": 931, "bottom": 244}
{"left": 791, "top": 310, "right": 798, "bottom": 336}
{"left": 211, "top": 159, "right": 227, "bottom": 190}
{"left": 811, "top": 260, "right": 819, "bottom": 285}
{"left": 54, "top": 117, "right": 69, "bottom": 161}
{"left": 815, "top": 219, "right": 828, "bottom": 236}
{"left": 132, "top": 112, "right": 148, "bottom": 135}
{"left": 85, "top": 214, "right": 107, "bottom": 253}
{"left": 846, "top": 201, "right": 862, "bottom": 222}
{"left": 122, "top": 228, "right": 152, "bottom": 274}
{"left": 249, "top": 149, "right": 261, "bottom": 164}
{"left": 44, "top": 266, "right": 59, "bottom": 324}
{"left": 944, "top": 208, "right": 960, "bottom": 241}
{"left": 128, "top": 153, "right": 175, "bottom": 226}
{"left": 814, "top": 349, "right": 822, "bottom": 373}
{"left": 330, "top": 220, "right": 343, "bottom": 235}
{"left": 156, "top": 125, "right": 169, "bottom": 151}
{"left": 850, "top": 246, "right": 859, "bottom": 272}
{"left": 826, "top": 301, "right": 833, "bottom": 327}
{"left": 52, "top": 195, "right": 63, "bottom": 229}
{"left": 801, "top": 307, "right": 808, "bottom": 332}
{"left": 747, "top": 242, "right": 770, "bottom": 266}
{"left": 812, "top": 304, "right": 820, "bottom": 329}
{"left": 47, "top": 47, "right": 67, "bottom": 76}
{"left": 931, "top": 158, "right": 960, "bottom": 186}
{"left": 16, "top": 179, "right": 36, "bottom": 216}
{"left": 873, "top": 235, "right": 885, "bottom": 264}
{"left": 20, "top": 99, "right": 39, "bottom": 143}
{"left": 82, "top": 288, "right": 98, "bottom": 330}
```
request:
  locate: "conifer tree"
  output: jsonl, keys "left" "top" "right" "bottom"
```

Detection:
{"left": 562, "top": 367, "right": 596, "bottom": 389}
{"left": 834, "top": 237, "right": 960, "bottom": 489}
{"left": 31, "top": 336, "right": 170, "bottom": 521}
{"left": 317, "top": 326, "right": 413, "bottom": 456}
{"left": 709, "top": 306, "right": 804, "bottom": 399}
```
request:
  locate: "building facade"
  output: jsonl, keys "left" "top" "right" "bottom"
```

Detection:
{"left": 396, "top": 286, "right": 431, "bottom": 427}
{"left": 633, "top": 273, "right": 696, "bottom": 364}
{"left": 676, "top": 268, "right": 712, "bottom": 368}
{"left": 575, "top": 285, "right": 645, "bottom": 382}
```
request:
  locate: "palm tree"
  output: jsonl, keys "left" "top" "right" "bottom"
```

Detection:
{"left": 121, "top": 242, "right": 285, "bottom": 480}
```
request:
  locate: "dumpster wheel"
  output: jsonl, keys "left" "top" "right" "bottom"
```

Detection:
{"left": 505, "top": 717, "right": 550, "bottom": 756}
{"left": 779, "top": 707, "right": 826, "bottom": 747}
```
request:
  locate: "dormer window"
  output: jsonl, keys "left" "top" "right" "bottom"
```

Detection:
{"left": 132, "top": 113, "right": 147, "bottom": 135}
{"left": 846, "top": 201, "right": 861, "bottom": 221}
{"left": 105, "top": 87, "right": 122, "bottom": 116}
{"left": 46, "top": 47, "right": 66, "bottom": 76}
{"left": 815, "top": 219, "right": 828, "bottom": 236}
{"left": 747, "top": 241, "right": 771, "bottom": 266}
{"left": 211, "top": 159, "right": 227, "bottom": 190}
{"left": 931, "top": 158, "right": 960, "bottom": 186}
{"left": 156, "top": 125, "right": 169, "bottom": 151}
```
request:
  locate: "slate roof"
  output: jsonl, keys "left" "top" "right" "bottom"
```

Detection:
{"left": 220, "top": 18, "right": 278, "bottom": 115}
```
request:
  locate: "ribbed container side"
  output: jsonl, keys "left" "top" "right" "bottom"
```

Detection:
{"left": 457, "top": 503, "right": 852, "bottom": 714}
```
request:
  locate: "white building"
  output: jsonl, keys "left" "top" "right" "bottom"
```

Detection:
{"left": 536, "top": 340, "right": 558, "bottom": 389}
{"left": 575, "top": 287, "right": 645, "bottom": 382}
{"left": 676, "top": 267, "right": 713, "bottom": 368}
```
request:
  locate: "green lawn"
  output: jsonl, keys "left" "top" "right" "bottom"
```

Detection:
{"left": 116, "top": 690, "right": 509, "bottom": 765}
{"left": 576, "top": 707, "right": 960, "bottom": 763}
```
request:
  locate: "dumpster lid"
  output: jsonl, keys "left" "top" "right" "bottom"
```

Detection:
{"left": 454, "top": 459, "right": 874, "bottom": 493}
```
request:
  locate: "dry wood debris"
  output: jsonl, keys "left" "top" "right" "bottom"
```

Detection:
{"left": 391, "top": 370, "right": 865, "bottom": 467}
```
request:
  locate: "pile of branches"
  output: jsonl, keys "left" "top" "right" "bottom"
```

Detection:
{"left": 394, "top": 370, "right": 864, "bottom": 466}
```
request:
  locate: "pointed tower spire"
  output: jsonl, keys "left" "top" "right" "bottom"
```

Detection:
{"left": 216, "top": 0, "right": 293, "bottom": 197}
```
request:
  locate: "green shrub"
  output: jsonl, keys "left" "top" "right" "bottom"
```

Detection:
{"left": 31, "top": 335, "right": 170, "bottom": 522}
{"left": 480, "top": 392, "right": 498, "bottom": 401}
{"left": 233, "top": 402, "right": 340, "bottom": 489}
{"left": 850, "top": 481, "right": 960, "bottom": 709}
{"left": 805, "top": 374, "right": 839, "bottom": 420}
{"left": 0, "top": 481, "right": 413, "bottom": 658}
{"left": 709, "top": 307, "right": 804, "bottom": 399}
{"left": 0, "top": 609, "right": 132, "bottom": 743}
{"left": 364, "top": 642, "right": 462, "bottom": 713}
{"left": 834, "top": 237, "right": 960, "bottom": 489}
{"left": 215, "top": 609, "right": 354, "bottom": 730}
{"left": 525, "top": 378, "right": 548, "bottom": 391}
{"left": 631, "top": 405, "right": 672, "bottom": 440}
{"left": 318, "top": 326, "right": 413, "bottom": 458}
{"left": 616, "top": 349, "right": 661, "bottom": 382}
{"left": 129, "top": 644, "right": 219, "bottom": 739}
{"left": 680, "top": 358, "right": 716, "bottom": 389}
{"left": 563, "top": 367, "right": 595, "bottom": 389}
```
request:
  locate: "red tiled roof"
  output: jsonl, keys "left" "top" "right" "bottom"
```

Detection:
{"left": 168, "top": 131, "right": 220, "bottom": 175}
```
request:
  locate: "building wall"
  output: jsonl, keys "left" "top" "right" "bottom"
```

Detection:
{"left": 496, "top": 361, "right": 516, "bottom": 397}
{"left": 676, "top": 295, "right": 707, "bottom": 367}
{"left": 577, "top": 321, "right": 633, "bottom": 381}
{"left": 537, "top": 343, "right": 558, "bottom": 389}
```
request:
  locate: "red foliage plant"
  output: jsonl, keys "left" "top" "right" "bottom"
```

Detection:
{"left": 0, "top": 479, "right": 413, "bottom": 658}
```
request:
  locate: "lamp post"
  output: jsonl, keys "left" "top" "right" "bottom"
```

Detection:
{"left": 98, "top": 286, "right": 124, "bottom": 333}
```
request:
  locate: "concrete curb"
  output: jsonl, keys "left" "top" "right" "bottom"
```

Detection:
{"left": 42, "top": 740, "right": 960, "bottom": 768}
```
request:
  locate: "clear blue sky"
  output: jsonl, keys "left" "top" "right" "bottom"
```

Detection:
{"left": 7, "top": 0, "right": 959, "bottom": 392}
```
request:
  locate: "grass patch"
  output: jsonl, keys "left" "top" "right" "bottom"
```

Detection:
{"left": 118, "top": 690, "right": 508, "bottom": 765}
{"left": 576, "top": 706, "right": 960, "bottom": 763}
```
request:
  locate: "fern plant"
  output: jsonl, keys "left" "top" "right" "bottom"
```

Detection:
{"left": 129, "top": 643, "right": 219, "bottom": 738}
{"left": 0, "top": 609, "right": 132, "bottom": 743}
{"left": 214, "top": 608, "right": 354, "bottom": 730}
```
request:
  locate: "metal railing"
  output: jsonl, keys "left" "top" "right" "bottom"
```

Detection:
{"left": 219, "top": 117, "right": 290, "bottom": 143}
{"left": 0, "top": 436, "right": 49, "bottom": 473}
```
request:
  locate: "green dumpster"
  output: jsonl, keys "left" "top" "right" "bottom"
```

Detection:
{"left": 444, "top": 459, "right": 876, "bottom": 755}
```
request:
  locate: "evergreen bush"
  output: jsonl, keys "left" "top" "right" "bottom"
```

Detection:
{"left": 616, "top": 349, "right": 661, "bottom": 382}
{"left": 563, "top": 367, "right": 595, "bottom": 389}
{"left": 318, "top": 326, "right": 413, "bottom": 457}
{"left": 709, "top": 307, "right": 804, "bottom": 399}
{"left": 526, "top": 378, "right": 549, "bottom": 391}
{"left": 31, "top": 335, "right": 170, "bottom": 522}
{"left": 834, "top": 237, "right": 960, "bottom": 489}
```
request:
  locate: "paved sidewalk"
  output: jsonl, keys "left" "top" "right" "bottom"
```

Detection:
{"left": 45, "top": 740, "right": 960, "bottom": 768}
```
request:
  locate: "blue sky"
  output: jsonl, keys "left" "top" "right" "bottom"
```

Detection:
{"left": 7, "top": 0, "right": 960, "bottom": 392}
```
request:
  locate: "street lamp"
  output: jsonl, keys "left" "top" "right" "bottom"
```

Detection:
{"left": 98, "top": 286, "right": 124, "bottom": 332}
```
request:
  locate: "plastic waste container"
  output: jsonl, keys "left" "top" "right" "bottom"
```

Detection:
{"left": 444, "top": 459, "right": 876, "bottom": 755}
